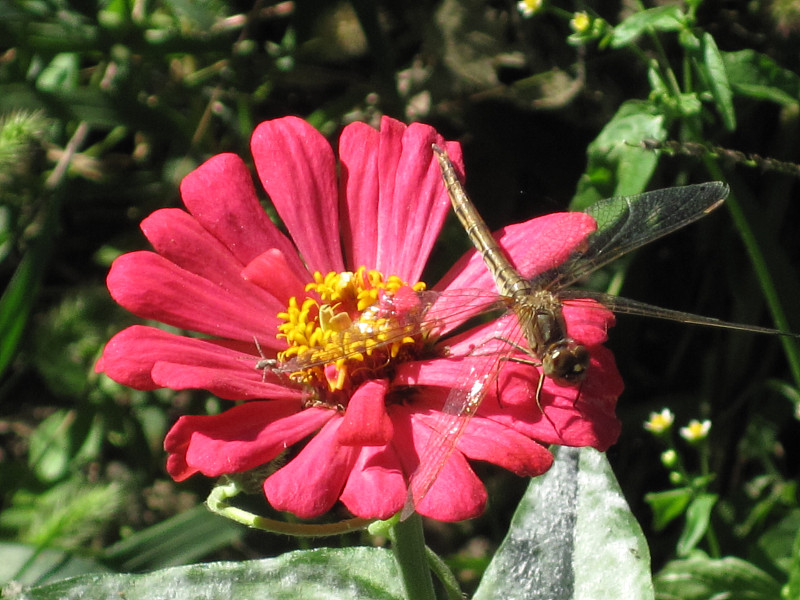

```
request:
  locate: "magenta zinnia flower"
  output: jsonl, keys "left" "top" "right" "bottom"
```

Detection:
{"left": 97, "top": 116, "right": 623, "bottom": 522}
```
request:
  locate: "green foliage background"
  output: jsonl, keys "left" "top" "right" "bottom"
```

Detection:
{"left": 1, "top": 1, "right": 800, "bottom": 598}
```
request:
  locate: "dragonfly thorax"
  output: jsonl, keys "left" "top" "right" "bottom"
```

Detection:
{"left": 515, "top": 291, "right": 590, "bottom": 387}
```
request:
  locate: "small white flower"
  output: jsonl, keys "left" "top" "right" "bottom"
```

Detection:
{"left": 680, "top": 419, "right": 711, "bottom": 442}
{"left": 644, "top": 408, "right": 674, "bottom": 434}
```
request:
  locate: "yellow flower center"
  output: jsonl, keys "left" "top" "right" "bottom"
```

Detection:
{"left": 644, "top": 408, "right": 674, "bottom": 435}
{"left": 679, "top": 419, "right": 711, "bottom": 443}
{"left": 275, "top": 267, "right": 430, "bottom": 401}
{"left": 570, "top": 11, "right": 591, "bottom": 33}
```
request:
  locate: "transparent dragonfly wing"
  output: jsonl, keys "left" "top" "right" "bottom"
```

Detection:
{"left": 534, "top": 182, "right": 730, "bottom": 291}
{"left": 278, "top": 183, "right": 731, "bottom": 375}
{"left": 558, "top": 289, "right": 800, "bottom": 337}
{"left": 401, "top": 311, "right": 525, "bottom": 519}
{"left": 274, "top": 288, "right": 510, "bottom": 373}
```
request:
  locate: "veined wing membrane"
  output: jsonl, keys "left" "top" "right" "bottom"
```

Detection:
{"left": 535, "top": 183, "right": 729, "bottom": 290}
{"left": 400, "top": 312, "right": 527, "bottom": 519}
{"left": 274, "top": 289, "right": 510, "bottom": 372}
{"left": 558, "top": 289, "right": 800, "bottom": 337}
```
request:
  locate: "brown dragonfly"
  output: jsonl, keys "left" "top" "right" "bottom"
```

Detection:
{"left": 398, "top": 147, "right": 799, "bottom": 517}
{"left": 262, "top": 147, "right": 798, "bottom": 517}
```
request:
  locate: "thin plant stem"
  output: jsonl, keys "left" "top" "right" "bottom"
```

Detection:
{"left": 391, "top": 514, "right": 437, "bottom": 600}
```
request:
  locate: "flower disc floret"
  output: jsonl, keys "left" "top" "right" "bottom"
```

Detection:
{"left": 276, "top": 267, "right": 429, "bottom": 395}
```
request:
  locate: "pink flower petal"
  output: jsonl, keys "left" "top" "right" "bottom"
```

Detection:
{"left": 150, "top": 361, "right": 302, "bottom": 401}
{"left": 561, "top": 299, "right": 615, "bottom": 345}
{"left": 374, "top": 118, "right": 462, "bottom": 282}
{"left": 339, "top": 445, "right": 406, "bottom": 519}
{"left": 392, "top": 406, "right": 487, "bottom": 521}
{"left": 141, "top": 208, "right": 284, "bottom": 310}
{"left": 336, "top": 379, "right": 393, "bottom": 446}
{"left": 484, "top": 358, "right": 622, "bottom": 450}
{"left": 107, "top": 251, "right": 280, "bottom": 343}
{"left": 99, "top": 325, "right": 300, "bottom": 400}
{"left": 241, "top": 249, "right": 309, "bottom": 306}
{"left": 180, "top": 153, "right": 306, "bottom": 274}
{"left": 455, "top": 416, "right": 553, "bottom": 476}
{"left": 251, "top": 117, "right": 345, "bottom": 274}
{"left": 264, "top": 417, "right": 359, "bottom": 518}
{"left": 392, "top": 354, "right": 484, "bottom": 390}
{"left": 436, "top": 212, "right": 597, "bottom": 292}
{"left": 338, "top": 121, "right": 380, "bottom": 269}
{"left": 415, "top": 447, "right": 487, "bottom": 521}
{"left": 165, "top": 402, "right": 333, "bottom": 481}
{"left": 391, "top": 314, "right": 526, "bottom": 390}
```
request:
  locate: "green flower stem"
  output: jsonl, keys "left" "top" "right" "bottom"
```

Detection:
{"left": 206, "top": 479, "right": 373, "bottom": 537}
{"left": 424, "top": 546, "right": 463, "bottom": 600}
{"left": 391, "top": 514, "right": 437, "bottom": 600}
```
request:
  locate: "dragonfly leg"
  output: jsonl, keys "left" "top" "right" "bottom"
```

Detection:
{"left": 533, "top": 370, "right": 560, "bottom": 435}
{"left": 482, "top": 349, "right": 561, "bottom": 435}
{"left": 462, "top": 334, "right": 562, "bottom": 432}
{"left": 463, "top": 335, "right": 531, "bottom": 358}
{"left": 253, "top": 336, "right": 294, "bottom": 386}
{"left": 253, "top": 337, "right": 276, "bottom": 382}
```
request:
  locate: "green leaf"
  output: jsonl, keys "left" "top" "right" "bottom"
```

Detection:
{"left": 27, "top": 409, "right": 103, "bottom": 482}
{"left": 36, "top": 53, "right": 80, "bottom": 92}
{"left": 700, "top": 33, "right": 736, "bottom": 131}
{"left": 676, "top": 493, "right": 717, "bottom": 557}
{"left": 572, "top": 100, "right": 667, "bottom": 209}
{"left": 0, "top": 195, "right": 59, "bottom": 380}
{"left": 644, "top": 488, "right": 693, "bottom": 531}
{"left": 787, "top": 518, "right": 800, "bottom": 599}
{"left": 474, "top": 447, "right": 653, "bottom": 600}
{"left": 101, "top": 505, "right": 243, "bottom": 571}
{"left": 15, "top": 547, "right": 404, "bottom": 600}
{"left": 0, "top": 542, "right": 110, "bottom": 587}
{"left": 608, "top": 6, "right": 685, "bottom": 49}
{"left": 654, "top": 555, "right": 782, "bottom": 600}
{"left": 757, "top": 509, "right": 800, "bottom": 574}
{"left": 1, "top": 479, "right": 123, "bottom": 548}
{"left": 721, "top": 49, "right": 800, "bottom": 106}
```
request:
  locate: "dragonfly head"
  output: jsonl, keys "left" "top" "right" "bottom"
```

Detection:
{"left": 542, "top": 339, "right": 590, "bottom": 386}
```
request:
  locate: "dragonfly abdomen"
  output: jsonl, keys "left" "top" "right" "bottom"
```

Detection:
{"left": 434, "top": 144, "right": 591, "bottom": 388}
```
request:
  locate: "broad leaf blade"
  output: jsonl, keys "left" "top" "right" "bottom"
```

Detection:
{"left": 655, "top": 555, "right": 781, "bottom": 600}
{"left": 609, "top": 6, "right": 684, "bottom": 49}
{"left": 12, "top": 547, "right": 403, "bottom": 600}
{"left": 572, "top": 100, "right": 667, "bottom": 210}
{"left": 101, "top": 505, "right": 243, "bottom": 571}
{"left": 474, "top": 447, "right": 653, "bottom": 600}
{"left": 676, "top": 493, "right": 717, "bottom": 557}
{"left": 721, "top": 49, "right": 800, "bottom": 106}
{"left": 701, "top": 33, "right": 736, "bottom": 131}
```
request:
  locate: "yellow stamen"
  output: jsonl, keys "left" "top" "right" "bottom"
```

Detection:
{"left": 275, "top": 267, "right": 429, "bottom": 396}
{"left": 679, "top": 419, "right": 711, "bottom": 443}
{"left": 644, "top": 408, "right": 675, "bottom": 435}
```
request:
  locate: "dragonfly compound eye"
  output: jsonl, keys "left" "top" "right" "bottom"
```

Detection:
{"left": 542, "top": 341, "right": 590, "bottom": 386}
